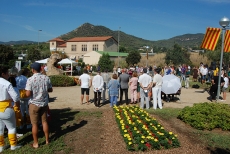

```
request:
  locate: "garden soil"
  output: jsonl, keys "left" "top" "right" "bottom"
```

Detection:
{"left": 49, "top": 84, "right": 230, "bottom": 154}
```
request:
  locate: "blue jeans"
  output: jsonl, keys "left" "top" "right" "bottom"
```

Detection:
{"left": 110, "top": 96, "right": 118, "bottom": 107}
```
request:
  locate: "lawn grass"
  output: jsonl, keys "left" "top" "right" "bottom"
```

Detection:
{"left": 3, "top": 108, "right": 102, "bottom": 154}
{"left": 193, "top": 130, "right": 230, "bottom": 150}
{"left": 147, "top": 108, "right": 181, "bottom": 120}
{"left": 147, "top": 107, "right": 230, "bottom": 151}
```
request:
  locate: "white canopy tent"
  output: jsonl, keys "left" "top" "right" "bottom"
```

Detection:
{"left": 35, "top": 58, "right": 48, "bottom": 64}
{"left": 58, "top": 58, "right": 78, "bottom": 76}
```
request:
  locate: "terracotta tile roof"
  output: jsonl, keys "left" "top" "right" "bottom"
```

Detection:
{"left": 58, "top": 43, "right": 66, "bottom": 47}
{"left": 67, "top": 36, "right": 114, "bottom": 42}
{"left": 49, "top": 38, "right": 65, "bottom": 42}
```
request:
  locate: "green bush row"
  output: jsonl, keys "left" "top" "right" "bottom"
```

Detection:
{"left": 177, "top": 102, "right": 230, "bottom": 131}
{"left": 50, "top": 75, "right": 76, "bottom": 87}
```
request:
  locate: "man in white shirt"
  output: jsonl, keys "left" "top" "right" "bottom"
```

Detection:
{"left": 79, "top": 69, "right": 92, "bottom": 105}
{"left": 201, "top": 65, "right": 208, "bottom": 84}
{"left": 138, "top": 68, "right": 152, "bottom": 109}
{"left": 152, "top": 68, "right": 163, "bottom": 110}
{"left": 92, "top": 71, "right": 104, "bottom": 108}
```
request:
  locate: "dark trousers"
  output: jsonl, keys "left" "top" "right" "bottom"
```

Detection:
{"left": 119, "top": 88, "right": 128, "bottom": 105}
{"left": 209, "top": 85, "right": 217, "bottom": 100}
{"left": 94, "top": 91, "right": 101, "bottom": 107}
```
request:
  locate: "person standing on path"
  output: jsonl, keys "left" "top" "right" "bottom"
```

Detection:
{"left": 138, "top": 68, "right": 152, "bottom": 109}
{"left": 185, "top": 66, "right": 190, "bottom": 89}
{"left": 25, "top": 62, "right": 53, "bottom": 148}
{"left": 79, "top": 69, "right": 92, "bottom": 105}
{"left": 16, "top": 68, "right": 31, "bottom": 129}
{"left": 108, "top": 74, "right": 120, "bottom": 107}
{"left": 101, "top": 70, "right": 111, "bottom": 104}
{"left": 0, "top": 66, "right": 21, "bottom": 152}
{"left": 119, "top": 69, "right": 130, "bottom": 105}
{"left": 92, "top": 71, "right": 104, "bottom": 108}
{"left": 152, "top": 68, "right": 163, "bottom": 110}
{"left": 129, "top": 71, "right": 138, "bottom": 104}
{"left": 222, "top": 73, "right": 229, "bottom": 101}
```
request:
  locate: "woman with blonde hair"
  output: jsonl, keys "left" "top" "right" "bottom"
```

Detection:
{"left": 129, "top": 71, "right": 138, "bottom": 104}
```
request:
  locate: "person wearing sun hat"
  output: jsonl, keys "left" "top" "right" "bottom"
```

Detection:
{"left": 25, "top": 62, "right": 53, "bottom": 148}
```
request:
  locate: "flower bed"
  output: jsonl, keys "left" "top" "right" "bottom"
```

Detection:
{"left": 113, "top": 105, "right": 180, "bottom": 151}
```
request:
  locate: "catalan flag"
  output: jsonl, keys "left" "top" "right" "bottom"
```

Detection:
{"left": 224, "top": 30, "right": 230, "bottom": 52}
{"left": 201, "top": 27, "right": 221, "bottom": 51}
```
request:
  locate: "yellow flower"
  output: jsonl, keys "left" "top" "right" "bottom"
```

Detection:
{"left": 137, "top": 131, "right": 140, "bottom": 133}
{"left": 141, "top": 140, "right": 144, "bottom": 143}
{"left": 128, "top": 142, "right": 132, "bottom": 145}
{"left": 172, "top": 137, "right": 175, "bottom": 140}
{"left": 169, "top": 132, "right": 173, "bottom": 135}
{"left": 141, "top": 136, "right": 145, "bottom": 139}
{"left": 124, "top": 130, "right": 127, "bottom": 132}
{"left": 175, "top": 134, "right": 178, "bottom": 137}
{"left": 161, "top": 127, "right": 164, "bottom": 129}
{"left": 134, "top": 127, "right": 137, "bottom": 130}
{"left": 128, "top": 138, "right": 132, "bottom": 141}
{"left": 154, "top": 139, "right": 158, "bottom": 142}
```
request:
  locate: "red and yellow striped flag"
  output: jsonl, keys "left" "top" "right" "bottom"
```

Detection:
{"left": 201, "top": 27, "right": 221, "bottom": 51}
{"left": 224, "top": 30, "right": 230, "bottom": 52}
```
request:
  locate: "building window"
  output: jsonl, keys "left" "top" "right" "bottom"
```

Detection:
{"left": 82, "top": 44, "right": 87, "bottom": 51}
{"left": 52, "top": 42, "right": 54, "bottom": 45}
{"left": 71, "top": 45, "right": 76, "bottom": 51}
{"left": 92, "top": 44, "right": 98, "bottom": 51}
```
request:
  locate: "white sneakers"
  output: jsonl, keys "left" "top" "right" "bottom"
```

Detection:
{"left": 0, "top": 145, "right": 21, "bottom": 152}
{"left": 0, "top": 146, "right": 5, "bottom": 152}
{"left": 11, "top": 145, "right": 21, "bottom": 150}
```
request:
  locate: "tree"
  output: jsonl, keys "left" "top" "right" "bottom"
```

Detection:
{"left": 126, "top": 51, "right": 141, "bottom": 66}
{"left": 119, "top": 46, "right": 127, "bottom": 52}
{"left": 26, "top": 47, "right": 41, "bottom": 62}
{"left": 165, "top": 44, "right": 190, "bottom": 65}
{"left": 0, "top": 45, "right": 15, "bottom": 67}
{"left": 98, "top": 53, "right": 113, "bottom": 72}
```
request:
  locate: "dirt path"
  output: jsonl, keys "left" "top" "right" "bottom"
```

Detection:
{"left": 48, "top": 86, "right": 230, "bottom": 110}
{"left": 49, "top": 86, "right": 230, "bottom": 154}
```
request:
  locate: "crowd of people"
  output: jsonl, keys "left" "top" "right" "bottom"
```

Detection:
{"left": 0, "top": 62, "right": 53, "bottom": 152}
{"left": 79, "top": 66, "right": 164, "bottom": 110}
{"left": 79, "top": 62, "right": 229, "bottom": 110}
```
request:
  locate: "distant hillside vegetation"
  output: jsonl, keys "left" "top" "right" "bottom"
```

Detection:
{"left": 0, "top": 23, "right": 204, "bottom": 50}
{"left": 59, "top": 23, "right": 204, "bottom": 50}
{"left": 0, "top": 40, "right": 36, "bottom": 45}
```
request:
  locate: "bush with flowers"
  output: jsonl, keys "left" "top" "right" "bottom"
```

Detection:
{"left": 113, "top": 105, "right": 180, "bottom": 151}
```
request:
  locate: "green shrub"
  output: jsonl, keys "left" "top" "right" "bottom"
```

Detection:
{"left": 50, "top": 75, "right": 75, "bottom": 87}
{"left": 177, "top": 102, "right": 230, "bottom": 130}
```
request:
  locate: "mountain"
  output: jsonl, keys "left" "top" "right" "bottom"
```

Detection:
{"left": 0, "top": 40, "right": 36, "bottom": 45}
{"left": 0, "top": 23, "right": 204, "bottom": 50}
{"left": 59, "top": 23, "right": 204, "bottom": 50}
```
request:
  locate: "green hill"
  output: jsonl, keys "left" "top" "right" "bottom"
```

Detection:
{"left": 59, "top": 23, "right": 204, "bottom": 50}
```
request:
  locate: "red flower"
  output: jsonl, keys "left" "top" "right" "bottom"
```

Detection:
{"left": 145, "top": 142, "right": 151, "bottom": 148}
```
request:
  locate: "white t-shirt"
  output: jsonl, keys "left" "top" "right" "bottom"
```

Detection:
{"left": 224, "top": 77, "right": 229, "bottom": 88}
{"left": 152, "top": 74, "right": 163, "bottom": 88}
{"left": 79, "top": 73, "right": 91, "bottom": 88}
{"left": 201, "top": 68, "right": 208, "bottom": 75}
{"left": 138, "top": 73, "right": 152, "bottom": 88}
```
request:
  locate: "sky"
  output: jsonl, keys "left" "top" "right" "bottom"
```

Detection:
{"left": 0, "top": 0, "right": 230, "bottom": 42}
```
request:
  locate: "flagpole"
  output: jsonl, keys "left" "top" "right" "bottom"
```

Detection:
{"left": 216, "top": 17, "right": 229, "bottom": 101}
